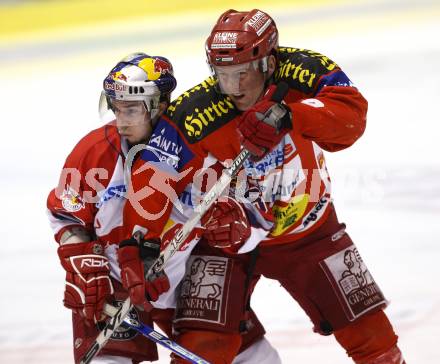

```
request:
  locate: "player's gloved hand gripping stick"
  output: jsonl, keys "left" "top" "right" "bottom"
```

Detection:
{"left": 239, "top": 83, "right": 292, "bottom": 159}
{"left": 80, "top": 82, "right": 290, "bottom": 364}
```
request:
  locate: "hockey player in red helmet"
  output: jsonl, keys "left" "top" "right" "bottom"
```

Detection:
{"left": 123, "top": 8, "right": 406, "bottom": 364}
{"left": 206, "top": 9, "right": 279, "bottom": 113}
{"left": 201, "top": 9, "right": 405, "bottom": 364}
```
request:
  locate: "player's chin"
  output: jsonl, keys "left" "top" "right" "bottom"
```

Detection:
{"left": 124, "top": 135, "right": 140, "bottom": 145}
{"left": 230, "top": 94, "right": 253, "bottom": 111}
{"left": 133, "top": 138, "right": 147, "bottom": 145}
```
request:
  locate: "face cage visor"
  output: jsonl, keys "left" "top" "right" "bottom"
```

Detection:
{"left": 98, "top": 91, "right": 161, "bottom": 126}
{"left": 209, "top": 57, "right": 268, "bottom": 95}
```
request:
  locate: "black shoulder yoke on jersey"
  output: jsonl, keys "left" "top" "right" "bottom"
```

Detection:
{"left": 165, "top": 77, "right": 240, "bottom": 144}
{"left": 274, "top": 47, "right": 340, "bottom": 95}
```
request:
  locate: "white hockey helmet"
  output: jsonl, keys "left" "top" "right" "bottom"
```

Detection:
{"left": 99, "top": 52, "right": 176, "bottom": 121}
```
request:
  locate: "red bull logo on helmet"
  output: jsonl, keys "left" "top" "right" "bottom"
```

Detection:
{"left": 111, "top": 71, "right": 127, "bottom": 82}
{"left": 136, "top": 57, "right": 172, "bottom": 81}
{"left": 104, "top": 80, "right": 127, "bottom": 92}
{"left": 138, "top": 58, "right": 166, "bottom": 81}
{"left": 153, "top": 58, "right": 172, "bottom": 74}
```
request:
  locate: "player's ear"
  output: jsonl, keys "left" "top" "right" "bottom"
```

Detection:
{"left": 267, "top": 55, "right": 276, "bottom": 78}
{"left": 158, "top": 101, "right": 168, "bottom": 116}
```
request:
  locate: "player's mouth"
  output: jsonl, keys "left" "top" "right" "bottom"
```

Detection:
{"left": 230, "top": 93, "right": 252, "bottom": 111}
{"left": 230, "top": 94, "right": 245, "bottom": 102}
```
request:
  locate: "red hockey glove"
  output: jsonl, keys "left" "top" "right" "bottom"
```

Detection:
{"left": 117, "top": 236, "right": 170, "bottom": 311}
{"left": 239, "top": 85, "right": 292, "bottom": 158}
{"left": 57, "top": 241, "right": 114, "bottom": 322}
{"left": 201, "top": 196, "right": 251, "bottom": 250}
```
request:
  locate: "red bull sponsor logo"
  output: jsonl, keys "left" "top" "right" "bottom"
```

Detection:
{"left": 112, "top": 71, "right": 127, "bottom": 82}
{"left": 154, "top": 58, "right": 172, "bottom": 74}
{"left": 138, "top": 57, "right": 171, "bottom": 81}
{"left": 104, "top": 80, "right": 127, "bottom": 92}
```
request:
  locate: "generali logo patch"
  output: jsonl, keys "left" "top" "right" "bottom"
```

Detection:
{"left": 176, "top": 256, "right": 230, "bottom": 324}
{"left": 320, "top": 245, "right": 387, "bottom": 321}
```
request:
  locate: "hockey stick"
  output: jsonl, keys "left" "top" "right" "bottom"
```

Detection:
{"left": 80, "top": 82, "right": 289, "bottom": 364}
{"left": 79, "top": 148, "right": 250, "bottom": 364}
{"left": 148, "top": 81, "right": 290, "bottom": 276}
{"left": 79, "top": 149, "right": 250, "bottom": 364}
{"left": 103, "top": 304, "right": 210, "bottom": 364}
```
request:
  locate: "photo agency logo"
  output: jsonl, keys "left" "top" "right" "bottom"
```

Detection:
{"left": 55, "top": 143, "right": 387, "bottom": 221}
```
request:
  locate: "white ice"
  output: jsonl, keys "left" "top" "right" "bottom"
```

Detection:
{"left": 0, "top": 1, "right": 439, "bottom": 363}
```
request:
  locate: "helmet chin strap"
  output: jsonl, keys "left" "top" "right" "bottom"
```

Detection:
{"left": 150, "top": 109, "right": 160, "bottom": 126}
{"left": 263, "top": 54, "right": 277, "bottom": 91}
{"left": 263, "top": 72, "right": 274, "bottom": 91}
{"left": 259, "top": 57, "right": 269, "bottom": 73}
{"left": 148, "top": 98, "right": 169, "bottom": 127}
{"left": 141, "top": 98, "right": 160, "bottom": 126}
{"left": 254, "top": 58, "right": 273, "bottom": 102}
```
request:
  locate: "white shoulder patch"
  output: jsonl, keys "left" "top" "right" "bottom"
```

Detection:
{"left": 301, "top": 98, "right": 324, "bottom": 108}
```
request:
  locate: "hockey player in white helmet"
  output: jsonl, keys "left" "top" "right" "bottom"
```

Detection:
{"left": 47, "top": 52, "right": 177, "bottom": 364}
{"left": 99, "top": 52, "right": 177, "bottom": 145}
{"left": 47, "top": 52, "right": 280, "bottom": 364}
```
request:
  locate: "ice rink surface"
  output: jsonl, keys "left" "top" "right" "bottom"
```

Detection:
{"left": 0, "top": 0, "right": 439, "bottom": 362}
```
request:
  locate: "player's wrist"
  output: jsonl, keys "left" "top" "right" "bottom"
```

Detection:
{"left": 58, "top": 240, "right": 105, "bottom": 257}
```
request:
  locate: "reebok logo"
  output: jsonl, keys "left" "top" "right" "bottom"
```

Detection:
{"left": 80, "top": 258, "right": 109, "bottom": 269}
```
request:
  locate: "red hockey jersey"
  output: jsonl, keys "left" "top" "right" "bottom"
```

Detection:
{"left": 47, "top": 122, "right": 129, "bottom": 274}
{"left": 123, "top": 47, "right": 367, "bottom": 249}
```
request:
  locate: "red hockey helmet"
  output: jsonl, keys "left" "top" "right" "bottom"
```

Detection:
{"left": 205, "top": 9, "right": 279, "bottom": 67}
